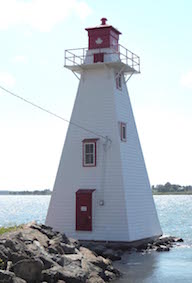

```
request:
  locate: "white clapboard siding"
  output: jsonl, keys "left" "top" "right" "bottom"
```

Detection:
{"left": 46, "top": 66, "right": 162, "bottom": 241}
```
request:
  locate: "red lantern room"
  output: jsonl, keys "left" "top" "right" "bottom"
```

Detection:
{"left": 64, "top": 18, "right": 140, "bottom": 76}
{"left": 85, "top": 18, "right": 121, "bottom": 50}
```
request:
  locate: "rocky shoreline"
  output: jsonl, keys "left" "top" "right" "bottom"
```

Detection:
{"left": 0, "top": 223, "right": 183, "bottom": 283}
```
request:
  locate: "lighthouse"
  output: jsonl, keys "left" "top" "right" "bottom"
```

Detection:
{"left": 46, "top": 18, "right": 162, "bottom": 242}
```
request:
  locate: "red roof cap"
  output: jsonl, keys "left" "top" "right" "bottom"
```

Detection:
{"left": 85, "top": 18, "right": 121, "bottom": 35}
{"left": 101, "top": 17, "right": 107, "bottom": 25}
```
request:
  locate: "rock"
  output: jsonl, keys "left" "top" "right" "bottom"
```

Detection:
{"left": 0, "top": 270, "right": 26, "bottom": 283}
{"left": 4, "top": 239, "right": 17, "bottom": 252}
{"left": 80, "top": 247, "right": 109, "bottom": 269}
{"left": 13, "top": 277, "right": 27, "bottom": 283}
{"left": 136, "top": 243, "right": 148, "bottom": 251}
{"left": 39, "top": 254, "right": 56, "bottom": 269}
{"left": 10, "top": 252, "right": 29, "bottom": 264}
{"left": 0, "top": 223, "right": 121, "bottom": 283}
{"left": 104, "top": 270, "right": 116, "bottom": 281}
{"left": 174, "top": 237, "right": 184, "bottom": 243}
{"left": 41, "top": 267, "right": 61, "bottom": 282}
{"left": 102, "top": 249, "right": 121, "bottom": 261}
{"left": 69, "top": 238, "right": 80, "bottom": 249}
{"left": 156, "top": 245, "right": 170, "bottom": 252}
{"left": 0, "top": 244, "right": 11, "bottom": 257}
{"left": 60, "top": 243, "right": 76, "bottom": 254}
{"left": 42, "top": 264, "right": 87, "bottom": 283}
{"left": 0, "top": 249, "right": 8, "bottom": 262}
{"left": 58, "top": 254, "right": 82, "bottom": 267}
{"left": 86, "top": 273, "right": 105, "bottom": 283}
{"left": 0, "top": 269, "right": 15, "bottom": 281}
{"left": 62, "top": 263, "right": 87, "bottom": 283}
{"left": 6, "top": 261, "right": 12, "bottom": 271}
{"left": 30, "top": 224, "right": 56, "bottom": 239}
{"left": 48, "top": 246, "right": 59, "bottom": 254}
{"left": 12, "top": 258, "right": 44, "bottom": 281}
{"left": 88, "top": 245, "right": 106, "bottom": 256}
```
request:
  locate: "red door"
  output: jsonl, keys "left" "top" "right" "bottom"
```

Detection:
{"left": 76, "top": 189, "right": 94, "bottom": 231}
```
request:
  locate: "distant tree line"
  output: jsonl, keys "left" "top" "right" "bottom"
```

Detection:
{"left": 152, "top": 182, "right": 192, "bottom": 193}
{"left": 8, "top": 189, "right": 52, "bottom": 195}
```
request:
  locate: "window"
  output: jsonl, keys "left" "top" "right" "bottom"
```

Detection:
{"left": 94, "top": 53, "right": 104, "bottom": 63}
{"left": 82, "top": 139, "right": 99, "bottom": 167}
{"left": 120, "top": 122, "right": 126, "bottom": 142}
{"left": 116, "top": 74, "right": 122, "bottom": 90}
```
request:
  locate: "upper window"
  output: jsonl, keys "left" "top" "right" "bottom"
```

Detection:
{"left": 94, "top": 53, "right": 104, "bottom": 63}
{"left": 120, "top": 122, "right": 127, "bottom": 142}
{"left": 116, "top": 74, "right": 122, "bottom": 90}
{"left": 82, "top": 139, "right": 99, "bottom": 167}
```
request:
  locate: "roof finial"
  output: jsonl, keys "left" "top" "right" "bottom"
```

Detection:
{"left": 101, "top": 18, "right": 107, "bottom": 25}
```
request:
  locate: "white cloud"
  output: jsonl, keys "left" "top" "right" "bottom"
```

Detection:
{"left": 0, "top": 0, "right": 92, "bottom": 32}
{"left": 13, "top": 55, "right": 28, "bottom": 64}
{"left": 180, "top": 71, "right": 192, "bottom": 89}
{"left": 0, "top": 72, "right": 16, "bottom": 87}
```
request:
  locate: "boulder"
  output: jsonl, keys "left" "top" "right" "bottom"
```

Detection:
{"left": 80, "top": 247, "right": 109, "bottom": 269}
{"left": 174, "top": 237, "right": 184, "bottom": 243}
{"left": 87, "top": 245, "right": 106, "bottom": 256}
{"left": 12, "top": 258, "right": 44, "bottom": 282}
{"left": 60, "top": 243, "right": 76, "bottom": 254}
{"left": 42, "top": 264, "right": 87, "bottom": 283}
{"left": 156, "top": 245, "right": 170, "bottom": 252}
{"left": 86, "top": 273, "right": 105, "bottom": 283}
{"left": 10, "top": 252, "right": 29, "bottom": 264}
{"left": 13, "top": 277, "right": 27, "bottom": 283}
{"left": 58, "top": 254, "right": 82, "bottom": 267}
{"left": 0, "top": 223, "right": 120, "bottom": 283}
{"left": 0, "top": 249, "right": 8, "bottom": 262}
{"left": 0, "top": 270, "right": 26, "bottom": 283}
{"left": 69, "top": 238, "right": 80, "bottom": 249}
{"left": 101, "top": 249, "right": 121, "bottom": 261}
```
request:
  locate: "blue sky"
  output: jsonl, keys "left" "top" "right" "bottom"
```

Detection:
{"left": 0, "top": 0, "right": 192, "bottom": 190}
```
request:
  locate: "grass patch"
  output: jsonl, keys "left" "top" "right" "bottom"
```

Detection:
{"left": 0, "top": 225, "right": 22, "bottom": 235}
{"left": 0, "top": 258, "right": 5, "bottom": 269}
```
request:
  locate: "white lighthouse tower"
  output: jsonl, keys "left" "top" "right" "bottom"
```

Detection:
{"left": 46, "top": 18, "right": 162, "bottom": 242}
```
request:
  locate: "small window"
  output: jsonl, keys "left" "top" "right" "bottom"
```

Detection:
{"left": 82, "top": 139, "right": 99, "bottom": 167}
{"left": 116, "top": 74, "right": 122, "bottom": 90}
{"left": 120, "top": 122, "right": 126, "bottom": 142}
{"left": 94, "top": 53, "right": 104, "bottom": 63}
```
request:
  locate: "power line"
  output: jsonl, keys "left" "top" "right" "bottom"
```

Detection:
{"left": 0, "top": 85, "right": 107, "bottom": 140}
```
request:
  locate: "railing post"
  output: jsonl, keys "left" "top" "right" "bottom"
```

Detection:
{"left": 132, "top": 52, "right": 134, "bottom": 68}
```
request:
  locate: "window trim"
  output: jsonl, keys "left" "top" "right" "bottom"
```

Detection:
{"left": 120, "top": 122, "right": 127, "bottom": 142}
{"left": 82, "top": 139, "right": 99, "bottom": 167}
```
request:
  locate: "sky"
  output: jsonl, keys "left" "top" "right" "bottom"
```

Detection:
{"left": 0, "top": 0, "right": 192, "bottom": 190}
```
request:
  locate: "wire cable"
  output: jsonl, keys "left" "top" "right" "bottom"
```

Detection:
{"left": 0, "top": 85, "right": 107, "bottom": 140}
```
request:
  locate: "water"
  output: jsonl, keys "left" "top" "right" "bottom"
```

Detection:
{"left": 0, "top": 195, "right": 191, "bottom": 282}
{"left": 0, "top": 195, "right": 50, "bottom": 227}
{"left": 114, "top": 195, "right": 192, "bottom": 283}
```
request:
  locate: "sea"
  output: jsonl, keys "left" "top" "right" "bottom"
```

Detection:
{"left": 0, "top": 195, "right": 192, "bottom": 283}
